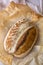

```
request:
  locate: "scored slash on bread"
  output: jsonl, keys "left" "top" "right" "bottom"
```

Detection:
{"left": 4, "top": 18, "right": 38, "bottom": 58}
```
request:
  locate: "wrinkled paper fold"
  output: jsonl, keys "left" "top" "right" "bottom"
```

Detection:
{"left": 0, "top": 0, "right": 43, "bottom": 16}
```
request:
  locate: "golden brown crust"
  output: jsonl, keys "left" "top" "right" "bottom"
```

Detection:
{"left": 4, "top": 17, "right": 38, "bottom": 58}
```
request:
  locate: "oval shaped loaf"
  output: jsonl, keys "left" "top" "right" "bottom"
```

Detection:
{"left": 4, "top": 19, "right": 38, "bottom": 58}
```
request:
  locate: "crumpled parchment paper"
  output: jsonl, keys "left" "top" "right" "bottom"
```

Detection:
{"left": 0, "top": 0, "right": 43, "bottom": 16}
{"left": 0, "top": 0, "right": 43, "bottom": 65}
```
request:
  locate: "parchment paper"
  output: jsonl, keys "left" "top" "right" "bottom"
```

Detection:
{"left": 0, "top": 0, "right": 43, "bottom": 65}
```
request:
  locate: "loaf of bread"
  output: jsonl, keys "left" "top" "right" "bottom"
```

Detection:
{"left": 4, "top": 17, "right": 38, "bottom": 58}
